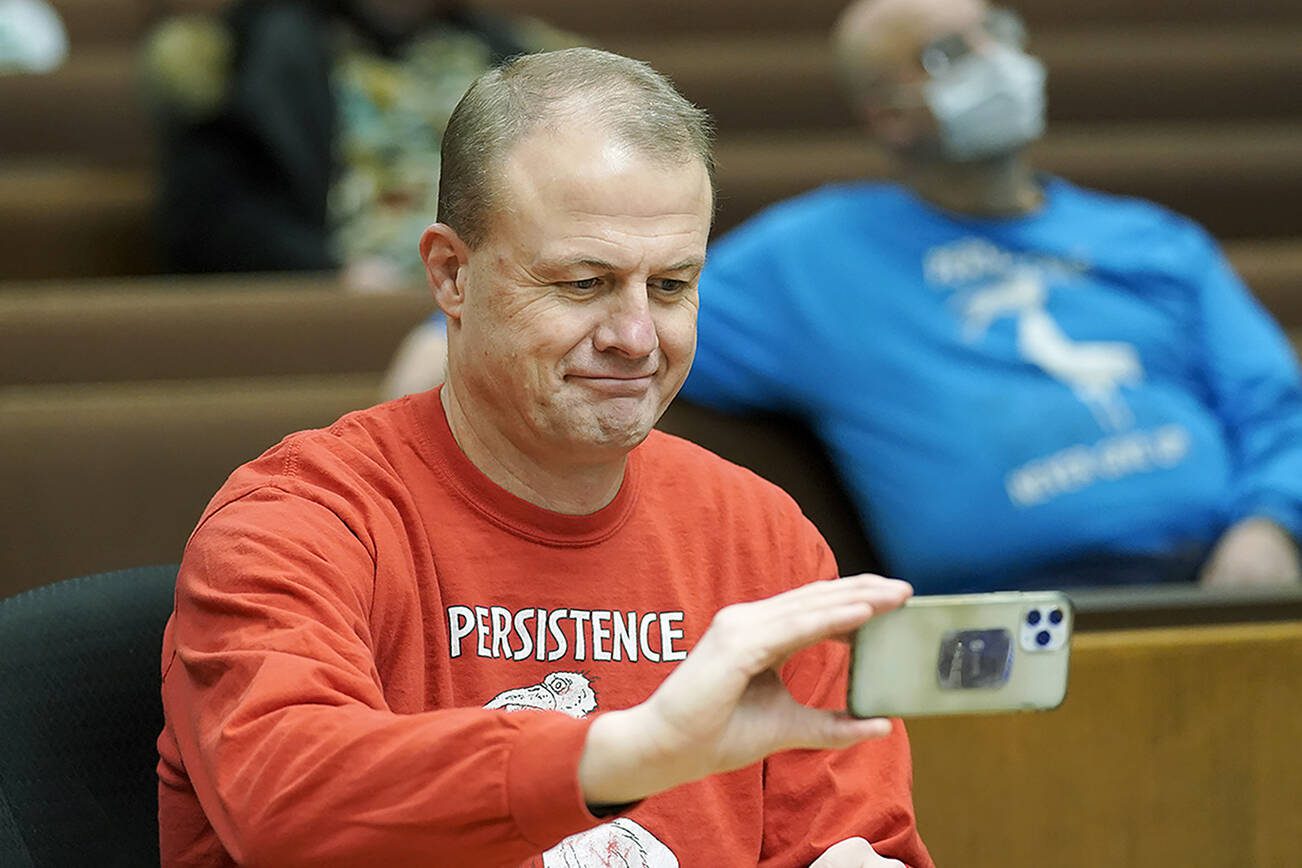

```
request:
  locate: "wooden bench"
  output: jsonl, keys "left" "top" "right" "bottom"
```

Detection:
{"left": 0, "top": 164, "right": 154, "bottom": 280}
{"left": 46, "top": 0, "right": 153, "bottom": 48}
{"left": 0, "top": 275, "right": 433, "bottom": 386}
{"left": 7, "top": 1, "right": 1298, "bottom": 282}
{"left": 1068, "top": 583, "right": 1302, "bottom": 630}
{"left": 1227, "top": 239, "right": 1302, "bottom": 329}
{"left": 1, "top": 240, "right": 1295, "bottom": 388}
{"left": 0, "top": 374, "right": 380, "bottom": 597}
{"left": 4, "top": 122, "right": 1300, "bottom": 279}
{"left": 711, "top": 122, "right": 1302, "bottom": 239}
{"left": 48, "top": 0, "right": 1302, "bottom": 47}
{"left": 7, "top": 27, "right": 1297, "bottom": 169}
{"left": 0, "top": 372, "right": 829, "bottom": 596}
{"left": 609, "top": 25, "right": 1302, "bottom": 132}
{"left": 480, "top": 0, "right": 1302, "bottom": 34}
{"left": 910, "top": 621, "right": 1302, "bottom": 867}
{"left": 0, "top": 50, "right": 150, "bottom": 166}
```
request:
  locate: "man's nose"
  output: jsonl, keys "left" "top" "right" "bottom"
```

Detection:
{"left": 593, "top": 283, "right": 659, "bottom": 358}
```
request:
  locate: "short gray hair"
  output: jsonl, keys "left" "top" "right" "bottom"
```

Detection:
{"left": 437, "top": 47, "right": 716, "bottom": 248}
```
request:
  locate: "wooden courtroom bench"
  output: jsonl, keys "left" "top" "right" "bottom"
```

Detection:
{"left": 0, "top": 164, "right": 154, "bottom": 280}
{"left": 0, "top": 49, "right": 151, "bottom": 166}
{"left": 480, "top": 0, "right": 1302, "bottom": 34}
{"left": 1068, "top": 582, "right": 1302, "bottom": 630}
{"left": 4, "top": 123, "right": 1299, "bottom": 279}
{"left": 44, "top": 0, "right": 1302, "bottom": 52}
{"left": 909, "top": 621, "right": 1302, "bottom": 867}
{"left": 10, "top": 0, "right": 1298, "bottom": 281}
{"left": 0, "top": 379, "right": 764, "bottom": 595}
{"left": 48, "top": 0, "right": 1302, "bottom": 46}
{"left": 608, "top": 25, "right": 1302, "bottom": 132}
{"left": 711, "top": 122, "right": 1302, "bottom": 240}
{"left": 0, "top": 275, "right": 433, "bottom": 386}
{"left": 7, "top": 28, "right": 1297, "bottom": 168}
{"left": 1231, "top": 239, "right": 1302, "bottom": 330}
{"left": 0, "top": 374, "right": 380, "bottom": 597}
{"left": 4, "top": 239, "right": 1293, "bottom": 388}
{"left": 47, "top": 0, "right": 152, "bottom": 48}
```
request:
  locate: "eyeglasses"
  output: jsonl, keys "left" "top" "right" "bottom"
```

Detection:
{"left": 920, "top": 7, "right": 1027, "bottom": 77}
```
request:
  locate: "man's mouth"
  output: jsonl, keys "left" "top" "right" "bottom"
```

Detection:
{"left": 566, "top": 373, "right": 657, "bottom": 395}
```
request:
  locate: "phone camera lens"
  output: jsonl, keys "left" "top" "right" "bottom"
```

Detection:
{"left": 1026, "top": 610, "right": 1042, "bottom": 626}
{"left": 1049, "top": 608, "right": 1063, "bottom": 625}
{"left": 1036, "top": 630, "right": 1051, "bottom": 647}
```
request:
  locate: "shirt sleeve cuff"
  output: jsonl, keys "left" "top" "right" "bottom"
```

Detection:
{"left": 506, "top": 711, "right": 605, "bottom": 848}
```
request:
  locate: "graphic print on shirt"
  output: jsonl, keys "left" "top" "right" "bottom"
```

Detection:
{"left": 542, "top": 818, "right": 678, "bottom": 868}
{"left": 926, "top": 238, "right": 1192, "bottom": 507}
{"left": 957, "top": 268, "right": 1143, "bottom": 431}
{"left": 448, "top": 605, "right": 689, "bottom": 663}
{"left": 484, "top": 671, "right": 597, "bottom": 717}
{"left": 481, "top": 673, "right": 680, "bottom": 868}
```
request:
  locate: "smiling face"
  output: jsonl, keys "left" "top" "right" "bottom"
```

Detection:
{"left": 442, "top": 124, "right": 713, "bottom": 467}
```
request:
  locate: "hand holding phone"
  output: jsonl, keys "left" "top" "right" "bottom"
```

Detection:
{"left": 848, "top": 591, "right": 1072, "bottom": 718}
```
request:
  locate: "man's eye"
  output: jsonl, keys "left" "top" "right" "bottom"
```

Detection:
{"left": 652, "top": 279, "right": 689, "bottom": 295}
{"left": 567, "top": 277, "right": 601, "bottom": 290}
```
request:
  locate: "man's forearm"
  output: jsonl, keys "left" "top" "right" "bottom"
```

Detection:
{"left": 166, "top": 683, "right": 602, "bottom": 866}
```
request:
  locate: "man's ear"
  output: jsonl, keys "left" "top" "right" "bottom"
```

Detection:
{"left": 420, "top": 223, "right": 472, "bottom": 322}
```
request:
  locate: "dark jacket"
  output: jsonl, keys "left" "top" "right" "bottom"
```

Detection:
{"left": 156, "top": 0, "right": 527, "bottom": 273}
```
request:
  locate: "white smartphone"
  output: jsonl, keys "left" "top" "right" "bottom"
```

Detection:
{"left": 848, "top": 591, "right": 1072, "bottom": 718}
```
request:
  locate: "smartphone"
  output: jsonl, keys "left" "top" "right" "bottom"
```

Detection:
{"left": 847, "top": 591, "right": 1072, "bottom": 718}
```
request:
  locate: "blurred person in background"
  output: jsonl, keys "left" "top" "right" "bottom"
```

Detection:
{"left": 144, "top": 0, "right": 577, "bottom": 291}
{"left": 679, "top": 0, "right": 1302, "bottom": 594}
{"left": 0, "top": 0, "right": 66, "bottom": 73}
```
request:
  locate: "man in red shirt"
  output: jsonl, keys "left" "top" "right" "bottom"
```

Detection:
{"left": 159, "top": 47, "right": 932, "bottom": 867}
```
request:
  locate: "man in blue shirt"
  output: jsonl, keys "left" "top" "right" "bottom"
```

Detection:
{"left": 682, "top": 0, "right": 1302, "bottom": 593}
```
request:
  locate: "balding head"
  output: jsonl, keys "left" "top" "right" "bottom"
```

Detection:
{"left": 834, "top": 0, "right": 989, "bottom": 98}
{"left": 438, "top": 47, "right": 716, "bottom": 249}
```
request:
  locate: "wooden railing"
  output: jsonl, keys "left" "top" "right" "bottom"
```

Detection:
{"left": 909, "top": 621, "right": 1302, "bottom": 867}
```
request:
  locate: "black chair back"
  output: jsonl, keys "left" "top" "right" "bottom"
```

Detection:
{"left": 0, "top": 565, "right": 178, "bottom": 867}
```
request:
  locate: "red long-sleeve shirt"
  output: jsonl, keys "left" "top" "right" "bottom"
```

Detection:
{"left": 158, "top": 388, "right": 932, "bottom": 866}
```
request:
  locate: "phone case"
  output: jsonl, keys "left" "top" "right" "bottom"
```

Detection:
{"left": 847, "top": 591, "right": 1072, "bottom": 718}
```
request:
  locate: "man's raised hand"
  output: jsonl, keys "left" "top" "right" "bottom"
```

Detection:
{"left": 578, "top": 574, "right": 912, "bottom": 806}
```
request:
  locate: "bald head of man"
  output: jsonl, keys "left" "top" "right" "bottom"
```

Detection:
{"left": 834, "top": 0, "right": 988, "bottom": 88}
{"left": 832, "top": 0, "right": 1045, "bottom": 164}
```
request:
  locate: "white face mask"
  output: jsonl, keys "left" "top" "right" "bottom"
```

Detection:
{"left": 922, "top": 44, "right": 1046, "bottom": 162}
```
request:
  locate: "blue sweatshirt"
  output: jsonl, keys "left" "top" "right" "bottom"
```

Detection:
{"left": 683, "top": 178, "right": 1302, "bottom": 593}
